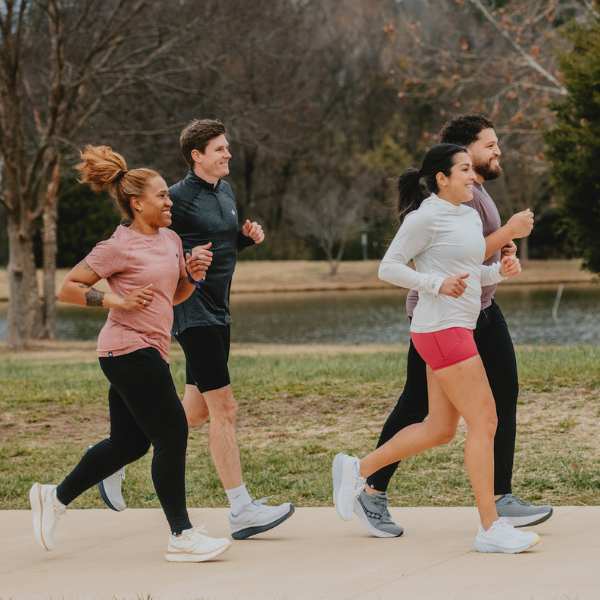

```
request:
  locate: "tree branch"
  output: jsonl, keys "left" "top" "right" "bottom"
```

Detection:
{"left": 467, "top": 0, "right": 567, "bottom": 94}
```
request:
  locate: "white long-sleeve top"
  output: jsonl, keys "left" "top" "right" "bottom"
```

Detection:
{"left": 379, "top": 194, "right": 505, "bottom": 333}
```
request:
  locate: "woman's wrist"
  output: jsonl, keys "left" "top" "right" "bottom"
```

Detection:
{"left": 186, "top": 269, "right": 204, "bottom": 288}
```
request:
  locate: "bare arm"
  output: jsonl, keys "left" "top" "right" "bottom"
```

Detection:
{"left": 58, "top": 260, "right": 153, "bottom": 310}
{"left": 484, "top": 209, "right": 534, "bottom": 260}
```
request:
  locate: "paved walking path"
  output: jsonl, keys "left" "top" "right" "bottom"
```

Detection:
{"left": 2, "top": 506, "right": 599, "bottom": 600}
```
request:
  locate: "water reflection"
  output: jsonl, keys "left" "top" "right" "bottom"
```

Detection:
{"left": 0, "top": 283, "right": 598, "bottom": 346}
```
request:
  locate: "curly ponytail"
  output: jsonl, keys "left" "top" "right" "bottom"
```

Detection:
{"left": 76, "top": 145, "right": 159, "bottom": 219}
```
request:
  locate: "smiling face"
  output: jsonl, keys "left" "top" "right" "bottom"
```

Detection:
{"left": 191, "top": 134, "right": 231, "bottom": 184}
{"left": 437, "top": 152, "right": 477, "bottom": 205}
{"left": 131, "top": 176, "right": 172, "bottom": 233}
{"left": 468, "top": 127, "right": 502, "bottom": 182}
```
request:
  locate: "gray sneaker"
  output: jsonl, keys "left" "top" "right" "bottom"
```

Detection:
{"left": 353, "top": 489, "right": 404, "bottom": 538}
{"left": 495, "top": 494, "right": 553, "bottom": 527}
{"left": 228, "top": 498, "right": 295, "bottom": 540}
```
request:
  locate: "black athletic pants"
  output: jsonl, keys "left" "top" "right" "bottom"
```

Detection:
{"left": 366, "top": 300, "right": 518, "bottom": 496}
{"left": 56, "top": 347, "right": 192, "bottom": 534}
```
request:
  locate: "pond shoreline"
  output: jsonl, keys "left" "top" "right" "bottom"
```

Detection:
{"left": 0, "top": 259, "right": 597, "bottom": 301}
{"left": 0, "top": 339, "right": 592, "bottom": 357}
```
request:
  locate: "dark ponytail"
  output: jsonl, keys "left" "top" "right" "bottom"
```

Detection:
{"left": 397, "top": 143, "right": 467, "bottom": 222}
{"left": 397, "top": 168, "right": 428, "bottom": 223}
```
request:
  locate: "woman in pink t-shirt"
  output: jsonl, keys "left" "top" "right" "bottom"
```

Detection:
{"left": 29, "top": 145, "right": 231, "bottom": 563}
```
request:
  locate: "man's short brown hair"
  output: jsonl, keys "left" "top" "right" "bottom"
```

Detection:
{"left": 180, "top": 119, "right": 226, "bottom": 168}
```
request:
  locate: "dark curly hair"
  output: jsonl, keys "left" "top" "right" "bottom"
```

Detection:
{"left": 439, "top": 114, "right": 495, "bottom": 147}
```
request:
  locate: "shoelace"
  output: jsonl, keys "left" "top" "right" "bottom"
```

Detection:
{"left": 506, "top": 494, "right": 531, "bottom": 506}
{"left": 181, "top": 524, "right": 209, "bottom": 539}
{"left": 51, "top": 496, "right": 66, "bottom": 520}
{"left": 116, "top": 467, "right": 125, "bottom": 482}
{"left": 379, "top": 506, "right": 395, "bottom": 525}
{"left": 250, "top": 496, "right": 274, "bottom": 507}
{"left": 487, "top": 517, "right": 520, "bottom": 540}
{"left": 354, "top": 474, "right": 367, "bottom": 499}
{"left": 365, "top": 495, "right": 394, "bottom": 524}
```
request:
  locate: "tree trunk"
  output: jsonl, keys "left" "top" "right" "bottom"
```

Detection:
{"left": 323, "top": 245, "right": 338, "bottom": 276}
{"left": 6, "top": 212, "right": 43, "bottom": 347}
{"left": 324, "top": 238, "right": 346, "bottom": 277}
{"left": 41, "top": 160, "right": 61, "bottom": 339}
{"left": 331, "top": 237, "right": 346, "bottom": 276}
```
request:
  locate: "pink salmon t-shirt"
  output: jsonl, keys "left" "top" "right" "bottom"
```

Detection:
{"left": 85, "top": 225, "right": 185, "bottom": 363}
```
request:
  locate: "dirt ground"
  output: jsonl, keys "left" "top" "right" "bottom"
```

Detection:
{"left": 4, "top": 366, "right": 598, "bottom": 456}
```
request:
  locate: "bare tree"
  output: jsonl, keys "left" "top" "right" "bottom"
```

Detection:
{"left": 368, "top": 0, "right": 594, "bottom": 256}
{"left": 289, "top": 167, "right": 370, "bottom": 276}
{"left": 0, "top": 0, "right": 193, "bottom": 347}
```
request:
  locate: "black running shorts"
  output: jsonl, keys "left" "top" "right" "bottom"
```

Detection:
{"left": 175, "top": 325, "right": 231, "bottom": 393}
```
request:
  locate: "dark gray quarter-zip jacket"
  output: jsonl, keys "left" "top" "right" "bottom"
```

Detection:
{"left": 169, "top": 169, "right": 254, "bottom": 333}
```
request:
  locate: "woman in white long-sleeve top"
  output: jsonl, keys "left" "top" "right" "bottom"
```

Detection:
{"left": 332, "top": 143, "right": 540, "bottom": 554}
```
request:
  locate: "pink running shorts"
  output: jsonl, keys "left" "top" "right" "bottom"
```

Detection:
{"left": 411, "top": 327, "right": 479, "bottom": 371}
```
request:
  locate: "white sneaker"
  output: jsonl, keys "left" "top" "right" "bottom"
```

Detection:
{"left": 228, "top": 498, "right": 295, "bottom": 540}
{"left": 474, "top": 517, "right": 540, "bottom": 553}
{"left": 29, "top": 483, "right": 66, "bottom": 551}
{"left": 98, "top": 467, "right": 126, "bottom": 512}
{"left": 332, "top": 452, "right": 365, "bottom": 521}
{"left": 165, "top": 525, "right": 231, "bottom": 562}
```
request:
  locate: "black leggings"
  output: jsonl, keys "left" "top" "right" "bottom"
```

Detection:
{"left": 367, "top": 300, "right": 518, "bottom": 496}
{"left": 56, "top": 347, "right": 192, "bottom": 534}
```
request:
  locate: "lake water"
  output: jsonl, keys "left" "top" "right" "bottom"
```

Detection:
{"left": 0, "top": 283, "right": 598, "bottom": 346}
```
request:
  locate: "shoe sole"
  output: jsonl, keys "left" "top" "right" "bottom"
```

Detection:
{"left": 231, "top": 505, "right": 295, "bottom": 540}
{"left": 97, "top": 480, "right": 126, "bottom": 512}
{"left": 353, "top": 498, "right": 403, "bottom": 538}
{"left": 474, "top": 533, "right": 540, "bottom": 554}
{"left": 29, "top": 483, "right": 50, "bottom": 551}
{"left": 332, "top": 453, "right": 355, "bottom": 521}
{"left": 166, "top": 540, "right": 231, "bottom": 562}
{"left": 501, "top": 508, "right": 553, "bottom": 528}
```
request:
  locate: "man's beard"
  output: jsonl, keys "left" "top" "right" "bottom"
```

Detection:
{"left": 474, "top": 159, "right": 502, "bottom": 181}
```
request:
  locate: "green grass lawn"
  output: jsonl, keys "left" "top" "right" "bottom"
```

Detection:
{"left": 1, "top": 346, "right": 600, "bottom": 510}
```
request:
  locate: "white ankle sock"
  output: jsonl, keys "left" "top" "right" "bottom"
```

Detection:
{"left": 226, "top": 483, "right": 252, "bottom": 515}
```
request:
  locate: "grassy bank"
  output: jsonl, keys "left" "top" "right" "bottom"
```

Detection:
{"left": 0, "top": 259, "right": 596, "bottom": 300}
{"left": 1, "top": 344, "right": 599, "bottom": 510}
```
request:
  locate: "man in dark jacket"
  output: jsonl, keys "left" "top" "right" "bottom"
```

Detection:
{"left": 98, "top": 120, "right": 294, "bottom": 540}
